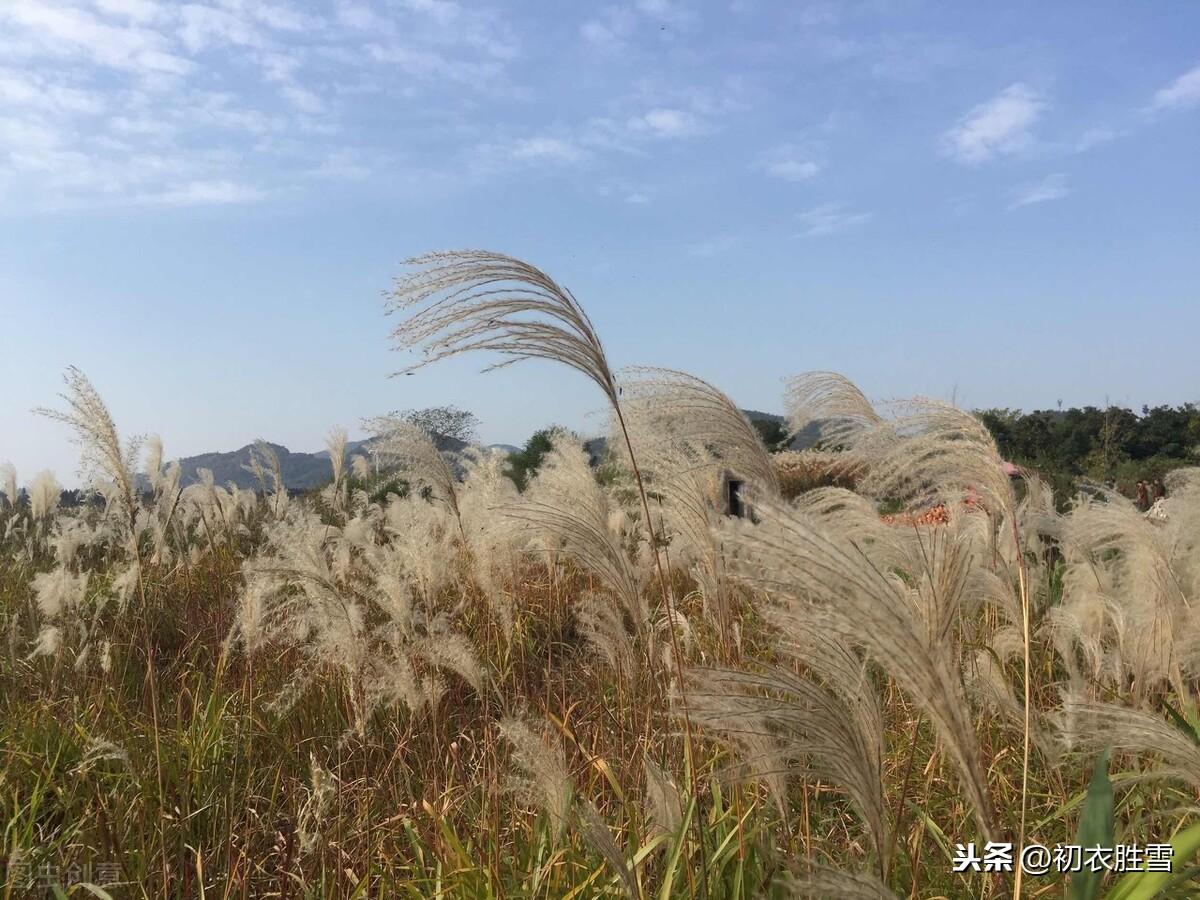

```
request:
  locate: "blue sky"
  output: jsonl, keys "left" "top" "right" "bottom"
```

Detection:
{"left": 2, "top": 0, "right": 1198, "bottom": 485}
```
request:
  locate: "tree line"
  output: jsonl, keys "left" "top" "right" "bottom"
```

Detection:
{"left": 977, "top": 403, "right": 1200, "bottom": 496}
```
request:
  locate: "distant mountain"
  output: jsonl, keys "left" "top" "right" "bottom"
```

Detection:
{"left": 174, "top": 433, "right": 473, "bottom": 491}
{"left": 175, "top": 441, "right": 334, "bottom": 491}
{"left": 170, "top": 412, "right": 798, "bottom": 492}
{"left": 742, "top": 409, "right": 786, "bottom": 425}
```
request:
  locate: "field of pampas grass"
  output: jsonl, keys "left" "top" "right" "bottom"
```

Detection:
{"left": 3, "top": 251, "right": 1200, "bottom": 899}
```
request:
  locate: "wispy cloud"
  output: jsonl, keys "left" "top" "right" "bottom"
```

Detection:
{"left": 634, "top": 0, "right": 696, "bottom": 27}
{"left": 596, "top": 178, "right": 655, "bottom": 205}
{"left": 795, "top": 203, "right": 873, "bottom": 237}
{"left": 942, "top": 83, "right": 1045, "bottom": 163}
{"left": 0, "top": 0, "right": 529, "bottom": 210}
{"left": 580, "top": 7, "right": 637, "bottom": 48}
{"left": 627, "top": 107, "right": 704, "bottom": 138}
{"left": 1149, "top": 62, "right": 1200, "bottom": 112}
{"left": 1074, "top": 126, "right": 1119, "bottom": 152}
{"left": 140, "top": 179, "right": 265, "bottom": 206}
{"left": 757, "top": 143, "right": 821, "bottom": 181}
{"left": 1008, "top": 172, "right": 1068, "bottom": 209}
{"left": 0, "top": 0, "right": 191, "bottom": 75}
{"left": 508, "top": 136, "right": 584, "bottom": 163}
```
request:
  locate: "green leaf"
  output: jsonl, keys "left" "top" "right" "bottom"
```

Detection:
{"left": 1106, "top": 822, "right": 1200, "bottom": 900}
{"left": 1072, "top": 748, "right": 1114, "bottom": 900}
{"left": 657, "top": 796, "right": 696, "bottom": 900}
{"left": 1161, "top": 702, "right": 1200, "bottom": 747}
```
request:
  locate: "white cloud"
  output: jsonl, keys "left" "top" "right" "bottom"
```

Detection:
{"left": 628, "top": 107, "right": 702, "bottom": 138}
{"left": 334, "top": 0, "right": 383, "bottom": 30}
{"left": 237, "top": 0, "right": 322, "bottom": 32}
{"left": 795, "top": 203, "right": 873, "bottom": 237}
{"left": 595, "top": 178, "right": 654, "bottom": 204}
{"left": 508, "top": 136, "right": 583, "bottom": 163}
{"left": 634, "top": 0, "right": 694, "bottom": 27}
{"left": 469, "top": 134, "right": 587, "bottom": 175}
{"left": 942, "top": 83, "right": 1045, "bottom": 163}
{"left": 280, "top": 84, "right": 324, "bottom": 114}
{"left": 366, "top": 42, "right": 506, "bottom": 89}
{"left": 0, "top": 115, "right": 64, "bottom": 152}
{"left": 1074, "top": 126, "right": 1118, "bottom": 152}
{"left": 141, "top": 179, "right": 264, "bottom": 205}
{"left": 758, "top": 143, "right": 820, "bottom": 181}
{"left": 401, "top": 0, "right": 461, "bottom": 26}
{"left": 581, "top": 7, "right": 637, "bottom": 47}
{"left": 305, "top": 150, "right": 371, "bottom": 180}
{"left": 1008, "top": 172, "right": 1068, "bottom": 209}
{"left": 0, "top": 69, "right": 106, "bottom": 115}
{"left": 178, "top": 4, "right": 264, "bottom": 53}
{"left": 0, "top": 0, "right": 542, "bottom": 211}
{"left": 1150, "top": 63, "right": 1200, "bottom": 111}
{"left": 767, "top": 158, "right": 819, "bottom": 180}
{"left": 94, "top": 0, "right": 165, "bottom": 22}
{"left": 0, "top": 0, "right": 191, "bottom": 74}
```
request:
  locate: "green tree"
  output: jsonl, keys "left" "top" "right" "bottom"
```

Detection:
{"left": 506, "top": 428, "right": 561, "bottom": 491}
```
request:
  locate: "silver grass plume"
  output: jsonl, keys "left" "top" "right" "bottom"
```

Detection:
{"left": 0, "top": 462, "right": 16, "bottom": 510}
{"left": 1059, "top": 695, "right": 1200, "bottom": 789}
{"left": 509, "top": 435, "right": 650, "bottom": 656}
{"left": 686, "top": 634, "right": 889, "bottom": 873}
{"left": 323, "top": 427, "right": 349, "bottom": 516}
{"left": 297, "top": 753, "right": 337, "bottom": 854}
{"left": 784, "top": 371, "right": 882, "bottom": 449}
{"left": 351, "top": 454, "right": 370, "bottom": 479}
{"left": 144, "top": 435, "right": 164, "bottom": 492}
{"left": 35, "top": 367, "right": 143, "bottom": 539}
{"left": 365, "top": 415, "right": 463, "bottom": 530}
{"left": 498, "top": 716, "right": 574, "bottom": 840}
{"left": 387, "top": 250, "right": 619, "bottom": 405}
{"left": 386, "top": 249, "right": 687, "bottom": 702}
{"left": 573, "top": 797, "right": 639, "bottom": 899}
{"left": 29, "top": 471, "right": 61, "bottom": 522}
{"left": 455, "top": 448, "right": 523, "bottom": 628}
{"left": 719, "top": 489, "right": 997, "bottom": 841}
{"left": 792, "top": 487, "right": 999, "bottom": 655}
{"left": 246, "top": 440, "right": 288, "bottom": 518}
{"left": 785, "top": 373, "right": 1019, "bottom": 519}
{"left": 857, "top": 400, "right": 1017, "bottom": 518}
{"left": 780, "top": 866, "right": 899, "bottom": 900}
{"left": 618, "top": 366, "right": 779, "bottom": 494}
{"left": 378, "top": 493, "right": 458, "bottom": 605}
{"left": 614, "top": 436, "right": 729, "bottom": 630}
{"left": 642, "top": 758, "right": 684, "bottom": 839}
{"left": 499, "top": 715, "right": 637, "bottom": 898}
{"left": 1056, "top": 482, "right": 1195, "bottom": 697}
{"left": 615, "top": 367, "right": 780, "bottom": 636}
{"left": 70, "top": 737, "right": 131, "bottom": 777}
{"left": 143, "top": 436, "right": 183, "bottom": 564}
{"left": 236, "top": 501, "right": 480, "bottom": 730}
{"left": 27, "top": 626, "right": 62, "bottom": 659}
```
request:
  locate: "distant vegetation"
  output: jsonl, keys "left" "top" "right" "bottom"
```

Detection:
{"left": 978, "top": 403, "right": 1199, "bottom": 496}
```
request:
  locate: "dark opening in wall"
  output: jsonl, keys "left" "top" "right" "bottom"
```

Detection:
{"left": 727, "top": 478, "right": 745, "bottom": 518}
